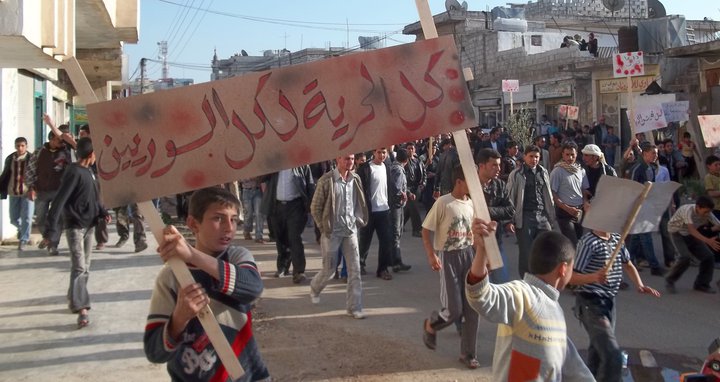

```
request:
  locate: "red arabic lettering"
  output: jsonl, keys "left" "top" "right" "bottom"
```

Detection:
{"left": 331, "top": 62, "right": 376, "bottom": 150}
{"left": 398, "top": 50, "right": 445, "bottom": 131}
{"left": 302, "top": 79, "right": 346, "bottom": 130}
{"left": 254, "top": 73, "right": 294, "bottom": 141}
{"left": 150, "top": 140, "right": 177, "bottom": 178}
{"left": 225, "top": 111, "right": 255, "bottom": 170}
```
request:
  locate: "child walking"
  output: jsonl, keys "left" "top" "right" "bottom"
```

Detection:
{"left": 421, "top": 165, "right": 480, "bottom": 369}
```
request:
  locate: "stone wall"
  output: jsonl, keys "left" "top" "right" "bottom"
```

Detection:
{"left": 523, "top": 0, "right": 647, "bottom": 18}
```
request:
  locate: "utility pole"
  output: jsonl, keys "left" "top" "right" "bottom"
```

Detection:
{"left": 140, "top": 58, "right": 147, "bottom": 94}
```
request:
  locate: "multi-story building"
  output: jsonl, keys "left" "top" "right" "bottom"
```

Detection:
{"left": 0, "top": 0, "right": 139, "bottom": 242}
{"left": 403, "top": 0, "right": 720, "bottom": 157}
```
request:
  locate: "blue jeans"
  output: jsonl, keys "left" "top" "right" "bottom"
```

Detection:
{"left": 575, "top": 294, "right": 623, "bottom": 382}
{"left": 515, "top": 219, "right": 551, "bottom": 279}
{"left": 34, "top": 190, "right": 58, "bottom": 235}
{"left": 242, "top": 188, "right": 264, "bottom": 240}
{"left": 390, "top": 207, "right": 405, "bottom": 266}
{"left": 489, "top": 231, "right": 510, "bottom": 283}
{"left": 9, "top": 195, "right": 34, "bottom": 243}
{"left": 67, "top": 227, "right": 94, "bottom": 313}
{"left": 628, "top": 233, "right": 660, "bottom": 269}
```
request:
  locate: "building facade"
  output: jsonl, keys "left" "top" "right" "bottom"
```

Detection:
{"left": 0, "top": 0, "right": 139, "bottom": 242}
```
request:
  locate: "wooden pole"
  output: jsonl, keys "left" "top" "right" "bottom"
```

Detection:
{"left": 414, "top": 0, "right": 503, "bottom": 269}
{"left": 604, "top": 182, "right": 653, "bottom": 272}
{"left": 61, "top": 57, "right": 246, "bottom": 379}
{"left": 510, "top": 91, "right": 514, "bottom": 116}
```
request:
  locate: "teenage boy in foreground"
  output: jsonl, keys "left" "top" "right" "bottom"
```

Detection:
{"left": 466, "top": 222, "right": 594, "bottom": 381}
{"left": 144, "top": 187, "right": 270, "bottom": 381}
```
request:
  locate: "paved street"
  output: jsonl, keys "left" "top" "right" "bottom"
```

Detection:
{"left": 0, "top": 220, "right": 716, "bottom": 381}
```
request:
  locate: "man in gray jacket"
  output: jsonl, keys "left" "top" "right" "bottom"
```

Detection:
{"left": 507, "top": 145, "right": 557, "bottom": 279}
{"left": 309, "top": 154, "right": 368, "bottom": 319}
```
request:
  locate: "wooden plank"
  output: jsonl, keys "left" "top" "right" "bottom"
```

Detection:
{"left": 414, "top": 0, "right": 503, "bottom": 269}
{"left": 86, "top": 37, "right": 475, "bottom": 209}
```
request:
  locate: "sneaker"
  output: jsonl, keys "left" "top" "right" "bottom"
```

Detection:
{"left": 459, "top": 354, "right": 479, "bottom": 369}
{"left": 392, "top": 263, "right": 412, "bottom": 273}
{"left": 134, "top": 241, "right": 149, "bottom": 253}
{"left": 48, "top": 246, "right": 59, "bottom": 256}
{"left": 693, "top": 285, "right": 717, "bottom": 294}
{"left": 38, "top": 240, "right": 48, "bottom": 249}
{"left": 347, "top": 310, "right": 365, "bottom": 319}
{"left": 273, "top": 268, "right": 288, "bottom": 278}
{"left": 95, "top": 243, "right": 105, "bottom": 250}
{"left": 292, "top": 273, "right": 307, "bottom": 284}
{"left": 254, "top": 238, "right": 265, "bottom": 244}
{"left": 377, "top": 270, "right": 393, "bottom": 280}
{"left": 665, "top": 281, "right": 677, "bottom": 294}
{"left": 360, "top": 266, "right": 367, "bottom": 276}
{"left": 412, "top": 231, "right": 422, "bottom": 238}
{"left": 115, "top": 237, "right": 128, "bottom": 248}
{"left": 18, "top": 241, "right": 26, "bottom": 251}
{"left": 243, "top": 232, "right": 252, "bottom": 240}
{"left": 310, "top": 292, "right": 320, "bottom": 304}
{"left": 650, "top": 267, "right": 665, "bottom": 277}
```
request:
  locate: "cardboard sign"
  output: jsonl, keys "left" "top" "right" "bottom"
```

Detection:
{"left": 502, "top": 79, "right": 520, "bottom": 93}
{"left": 627, "top": 104, "right": 668, "bottom": 133}
{"left": 87, "top": 37, "right": 475, "bottom": 208}
{"left": 613, "top": 51, "right": 645, "bottom": 78}
{"left": 698, "top": 115, "right": 720, "bottom": 148}
{"left": 558, "top": 104, "right": 579, "bottom": 120}
{"left": 583, "top": 176, "right": 680, "bottom": 234}
{"left": 661, "top": 101, "right": 689, "bottom": 123}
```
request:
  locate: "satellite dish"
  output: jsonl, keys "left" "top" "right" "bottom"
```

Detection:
{"left": 647, "top": 0, "right": 666, "bottom": 18}
{"left": 445, "top": 0, "right": 463, "bottom": 12}
{"left": 241, "top": 49, "right": 248, "bottom": 56}
{"left": 602, "top": 0, "right": 625, "bottom": 15}
{"left": 461, "top": 1, "right": 468, "bottom": 11}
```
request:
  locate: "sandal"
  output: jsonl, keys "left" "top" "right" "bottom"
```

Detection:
{"left": 77, "top": 313, "right": 90, "bottom": 329}
{"left": 422, "top": 319, "right": 436, "bottom": 350}
{"left": 459, "top": 354, "right": 479, "bottom": 369}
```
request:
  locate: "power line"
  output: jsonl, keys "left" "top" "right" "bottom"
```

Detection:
{"left": 171, "top": 0, "right": 215, "bottom": 62}
{"left": 166, "top": 0, "right": 196, "bottom": 48}
{"left": 155, "top": 0, "right": 410, "bottom": 31}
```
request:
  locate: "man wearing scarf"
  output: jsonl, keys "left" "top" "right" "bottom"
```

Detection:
{"left": 550, "top": 141, "right": 589, "bottom": 246}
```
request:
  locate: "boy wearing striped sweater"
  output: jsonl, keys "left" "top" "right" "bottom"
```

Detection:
{"left": 571, "top": 228, "right": 660, "bottom": 381}
{"left": 144, "top": 187, "right": 270, "bottom": 381}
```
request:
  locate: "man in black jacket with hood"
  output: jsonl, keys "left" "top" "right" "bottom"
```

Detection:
{"left": 42, "top": 137, "right": 109, "bottom": 328}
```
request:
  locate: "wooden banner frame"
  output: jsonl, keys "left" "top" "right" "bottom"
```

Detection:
{"left": 414, "top": 0, "right": 503, "bottom": 270}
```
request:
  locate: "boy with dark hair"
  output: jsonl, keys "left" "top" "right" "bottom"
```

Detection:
{"left": 26, "top": 128, "right": 73, "bottom": 256}
{"left": 665, "top": 195, "right": 720, "bottom": 294}
{"left": 0, "top": 137, "right": 34, "bottom": 250}
{"left": 144, "top": 187, "right": 270, "bottom": 381}
{"left": 42, "top": 137, "right": 109, "bottom": 328}
{"left": 467, "top": 226, "right": 594, "bottom": 381}
{"left": 507, "top": 145, "right": 557, "bottom": 278}
{"left": 421, "top": 165, "right": 480, "bottom": 369}
{"left": 571, "top": 206, "right": 659, "bottom": 381}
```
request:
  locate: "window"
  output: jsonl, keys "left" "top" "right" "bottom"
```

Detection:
{"left": 531, "top": 35, "right": 542, "bottom": 46}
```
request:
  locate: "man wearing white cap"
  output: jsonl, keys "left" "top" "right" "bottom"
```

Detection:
{"left": 581, "top": 144, "right": 617, "bottom": 199}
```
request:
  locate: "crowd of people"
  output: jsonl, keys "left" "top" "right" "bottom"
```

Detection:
{"left": 4, "top": 112, "right": 720, "bottom": 381}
